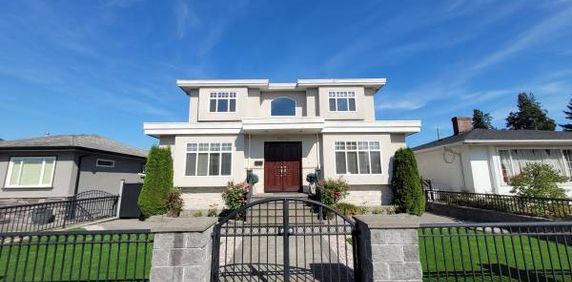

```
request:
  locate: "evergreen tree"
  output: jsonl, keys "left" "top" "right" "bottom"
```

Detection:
{"left": 506, "top": 93, "right": 556, "bottom": 130}
{"left": 472, "top": 109, "right": 494, "bottom": 129}
{"left": 391, "top": 148, "right": 425, "bottom": 216}
{"left": 560, "top": 97, "right": 572, "bottom": 131}
{"left": 138, "top": 145, "right": 174, "bottom": 218}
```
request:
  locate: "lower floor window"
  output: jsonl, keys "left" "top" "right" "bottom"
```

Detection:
{"left": 185, "top": 143, "right": 232, "bottom": 176}
{"left": 6, "top": 157, "right": 56, "bottom": 187}
{"left": 499, "top": 149, "right": 571, "bottom": 183}
{"left": 335, "top": 141, "right": 382, "bottom": 174}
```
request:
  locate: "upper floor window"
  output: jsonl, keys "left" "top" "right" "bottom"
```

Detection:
{"left": 6, "top": 156, "right": 56, "bottom": 188}
{"left": 209, "top": 92, "right": 236, "bottom": 113}
{"left": 271, "top": 97, "right": 296, "bottom": 116}
{"left": 329, "top": 91, "right": 356, "bottom": 112}
{"left": 335, "top": 141, "right": 381, "bottom": 175}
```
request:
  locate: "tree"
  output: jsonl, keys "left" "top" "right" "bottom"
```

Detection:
{"left": 506, "top": 93, "right": 556, "bottom": 130}
{"left": 560, "top": 97, "right": 572, "bottom": 131}
{"left": 391, "top": 148, "right": 425, "bottom": 216}
{"left": 509, "top": 163, "right": 567, "bottom": 198}
{"left": 472, "top": 109, "right": 494, "bottom": 129}
{"left": 138, "top": 145, "right": 173, "bottom": 218}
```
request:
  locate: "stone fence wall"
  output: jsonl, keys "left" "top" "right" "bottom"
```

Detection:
{"left": 146, "top": 215, "right": 424, "bottom": 282}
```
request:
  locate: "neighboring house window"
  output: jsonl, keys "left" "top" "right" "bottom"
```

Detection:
{"left": 498, "top": 149, "right": 571, "bottom": 184}
{"left": 335, "top": 141, "right": 381, "bottom": 174}
{"left": 96, "top": 159, "right": 115, "bottom": 168}
{"left": 209, "top": 92, "right": 236, "bottom": 112}
{"left": 329, "top": 91, "right": 356, "bottom": 112}
{"left": 185, "top": 143, "right": 232, "bottom": 176}
{"left": 6, "top": 157, "right": 56, "bottom": 188}
{"left": 271, "top": 97, "right": 296, "bottom": 116}
{"left": 563, "top": 149, "right": 572, "bottom": 180}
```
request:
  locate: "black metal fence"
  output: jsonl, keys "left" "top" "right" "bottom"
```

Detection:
{"left": 425, "top": 189, "right": 572, "bottom": 219}
{"left": 0, "top": 229, "right": 153, "bottom": 281}
{"left": 419, "top": 222, "right": 572, "bottom": 281}
{"left": 0, "top": 195, "right": 119, "bottom": 233}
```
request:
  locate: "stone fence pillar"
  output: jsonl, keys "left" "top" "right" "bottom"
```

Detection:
{"left": 354, "top": 215, "right": 422, "bottom": 282}
{"left": 149, "top": 217, "right": 217, "bottom": 282}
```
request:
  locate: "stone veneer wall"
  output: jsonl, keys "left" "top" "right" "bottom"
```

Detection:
{"left": 355, "top": 215, "right": 423, "bottom": 282}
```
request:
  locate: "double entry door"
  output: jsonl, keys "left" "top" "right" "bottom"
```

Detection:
{"left": 264, "top": 142, "right": 302, "bottom": 192}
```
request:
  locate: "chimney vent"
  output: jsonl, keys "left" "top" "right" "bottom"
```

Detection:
{"left": 452, "top": 116, "right": 472, "bottom": 135}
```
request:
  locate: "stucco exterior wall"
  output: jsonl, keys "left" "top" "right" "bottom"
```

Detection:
{"left": 416, "top": 144, "right": 572, "bottom": 196}
{"left": 0, "top": 151, "right": 77, "bottom": 199}
{"left": 415, "top": 148, "right": 466, "bottom": 192}
{"left": 76, "top": 154, "right": 144, "bottom": 195}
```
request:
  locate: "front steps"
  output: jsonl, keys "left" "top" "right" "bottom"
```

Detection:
{"left": 247, "top": 193, "right": 317, "bottom": 224}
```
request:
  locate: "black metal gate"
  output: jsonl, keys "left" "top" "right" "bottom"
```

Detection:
{"left": 211, "top": 198, "right": 359, "bottom": 281}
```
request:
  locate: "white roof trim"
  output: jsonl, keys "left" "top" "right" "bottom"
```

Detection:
{"left": 177, "top": 79, "right": 269, "bottom": 88}
{"left": 464, "top": 139, "right": 572, "bottom": 144}
{"left": 297, "top": 78, "right": 386, "bottom": 88}
{"left": 176, "top": 78, "right": 387, "bottom": 90}
{"left": 144, "top": 119, "right": 421, "bottom": 137}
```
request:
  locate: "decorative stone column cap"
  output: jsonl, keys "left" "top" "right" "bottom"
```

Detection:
{"left": 353, "top": 214, "right": 420, "bottom": 229}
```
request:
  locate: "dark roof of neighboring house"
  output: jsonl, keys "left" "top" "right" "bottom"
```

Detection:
{"left": 0, "top": 135, "right": 147, "bottom": 158}
{"left": 412, "top": 129, "right": 572, "bottom": 151}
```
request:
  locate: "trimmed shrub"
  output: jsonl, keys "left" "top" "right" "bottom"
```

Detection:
{"left": 509, "top": 163, "right": 567, "bottom": 198}
{"left": 222, "top": 181, "right": 250, "bottom": 210}
{"left": 138, "top": 146, "right": 174, "bottom": 218}
{"left": 391, "top": 148, "right": 425, "bottom": 215}
{"left": 318, "top": 178, "right": 349, "bottom": 208}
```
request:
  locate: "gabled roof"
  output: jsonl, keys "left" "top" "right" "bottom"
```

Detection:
{"left": 412, "top": 129, "right": 572, "bottom": 151}
{"left": 0, "top": 135, "right": 147, "bottom": 158}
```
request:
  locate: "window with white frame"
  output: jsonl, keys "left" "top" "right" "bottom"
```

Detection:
{"left": 209, "top": 92, "right": 236, "bottom": 112}
{"left": 6, "top": 157, "right": 56, "bottom": 188}
{"left": 498, "top": 149, "right": 572, "bottom": 184}
{"left": 329, "top": 91, "right": 356, "bottom": 112}
{"left": 96, "top": 159, "right": 115, "bottom": 168}
{"left": 185, "top": 143, "right": 232, "bottom": 176}
{"left": 335, "top": 141, "right": 382, "bottom": 174}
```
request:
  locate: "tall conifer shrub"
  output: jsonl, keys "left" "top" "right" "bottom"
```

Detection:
{"left": 138, "top": 145, "right": 173, "bottom": 217}
{"left": 391, "top": 148, "right": 425, "bottom": 216}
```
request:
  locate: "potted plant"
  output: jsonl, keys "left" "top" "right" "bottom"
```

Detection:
{"left": 306, "top": 172, "right": 318, "bottom": 195}
{"left": 30, "top": 206, "right": 55, "bottom": 225}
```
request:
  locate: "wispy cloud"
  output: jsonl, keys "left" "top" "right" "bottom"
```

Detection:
{"left": 175, "top": 0, "right": 200, "bottom": 40}
{"left": 376, "top": 100, "right": 424, "bottom": 111}
{"left": 472, "top": 5, "right": 572, "bottom": 71}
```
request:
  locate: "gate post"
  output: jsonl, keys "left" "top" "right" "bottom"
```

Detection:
{"left": 354, "top": 215, "right": 422, "bottom": 282}
{"left": 149, "top": 217, "right": 217, "bottom": 282}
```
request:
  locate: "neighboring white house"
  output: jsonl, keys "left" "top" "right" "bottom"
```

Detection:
{"left": 144, "top": 78, "right": 421, "bottom": 210}
{"left": 413, "top": 117, "right": 572, "bottom": 196}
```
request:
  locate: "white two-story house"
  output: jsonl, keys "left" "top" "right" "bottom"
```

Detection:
{"left": 144, "top": 78, "right": 421, "bottom": 210}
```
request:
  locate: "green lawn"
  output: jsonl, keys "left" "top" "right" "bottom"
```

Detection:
{"left": 0, "top": 232, "right": 153, "bottom": 281}
{"left": 419, "top": 227, "right": 572, "bottom": 282}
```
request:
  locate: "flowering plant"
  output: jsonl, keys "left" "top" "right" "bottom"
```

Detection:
{"left": 222, "top": 181, "right": 250, "bottom": 210}
{"left": 317, "top": 178, "right": 349, "bottom": 208}
{"left": 165, "top": 188, "right": 184, "bottom": 217}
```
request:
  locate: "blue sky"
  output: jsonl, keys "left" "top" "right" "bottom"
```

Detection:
{"left": 1, "top": 0, "right": 571, "bottom": 149}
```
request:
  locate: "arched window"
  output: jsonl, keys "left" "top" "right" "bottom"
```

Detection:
{"left": 271, "top": 97, "right": 296, "bottom": 116}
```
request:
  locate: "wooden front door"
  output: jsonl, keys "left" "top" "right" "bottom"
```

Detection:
{"left": 264, "top": 142, "right": 302, "bottom": 192}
